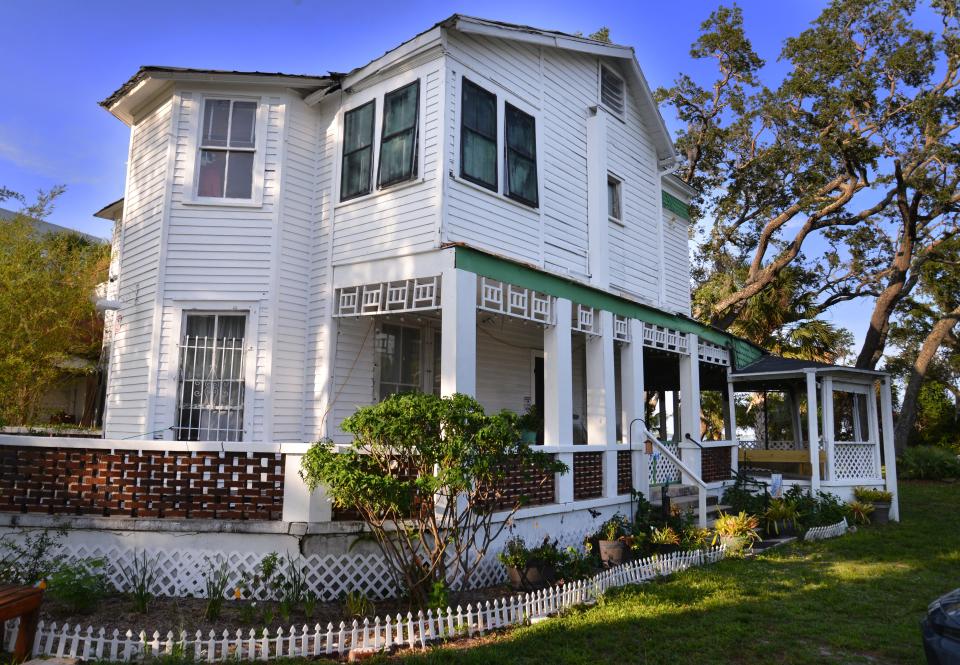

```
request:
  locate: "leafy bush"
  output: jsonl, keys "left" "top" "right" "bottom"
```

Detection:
{"left": 721, "top": 477, "right": 768, "bottom": 515}
{"left": 782, "top": 486, "right": 848, "bottom": 528}
{"left": 898, "top": 446, "right": 960, "bottom": 480}
{"left": 681, "top": 527, "right": 712, "bottom": 550}
{"left": 649, "top": 526, "right": 681, "bottom": 546}
{"left": 427, "top": 581, "right": 449, "bottom": 610}
{"left": 47, "top": 558, "right": 110, "bottom": 614}
{"left": 300, "top": 393, "right": 567, "bottom": 608}
{"left": 853, "top": 487, "right": 894, "bottom": 503}
{"left": 762, "top": 498, "right": 800, "bottom": 536}
{"left": 0, "top": 528, "right": 67, "bottom": 585}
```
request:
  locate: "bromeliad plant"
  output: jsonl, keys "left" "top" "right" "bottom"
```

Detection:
{"left": 712, "top": 511, "right": 762, "bottom": 556}
{"left": 762, "top": 499, "right": 800, "bottom": 536}
{"left": 300, "top": 393, "right": 567, "bottom": 609}
{"left": 847, "top": 500, "right": 875, "bottom": 525}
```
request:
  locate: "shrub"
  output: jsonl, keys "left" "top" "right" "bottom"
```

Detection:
{"left": 0, "top": 528, "right": 67, "bottom": 585}
{"left": 300, "top": 393, "right": 567, "bottom": 608}
{"left": 782, "top": 486, "right": 848, "bottom": 528}
{"left": 681, "top": 527, "right": 712, "bottom": 550}
{"left": 47, "top": 558, "right": 110, "bottom": 614}
{"left": 427, "top": 580, "right": 449, "bottom": 610}
{"left": 898, "top": 446, "right": 960, "bottom": 480}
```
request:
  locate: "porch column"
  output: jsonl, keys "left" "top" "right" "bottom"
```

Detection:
{"left": 586, "top": 311, "right": 617, "bottom": 497}
{"left": 879, "top": 377, "right": 900, "bottom": 520}
{"left": 805, "top": 371, "right": 822, "bottom": 493}
{"left": 440, "top": 269, "right": 477, "bottom": 397}
{"left": 657, "top": 390, "right": 668, "bottom": 439}
{"left": 621, "top": 320, "right": 648, "bottom": 496}
{"left": 545, "top": 298, "right": 574, "bottom": 503}
{"left": 282, "top": 454, "right": 332, "bottom": 523}
{"left": 678, "top": 334, "right": 702, "bottom": 478}
{"left": 726, "top": 374, "right": 739, "bottom": 474}
{"left": 821, "top": 376, "right": 835, "bottom": 481}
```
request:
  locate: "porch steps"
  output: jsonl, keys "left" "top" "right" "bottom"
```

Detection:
{"left": 651, "top": 484, "right": 732, "bottom": 526}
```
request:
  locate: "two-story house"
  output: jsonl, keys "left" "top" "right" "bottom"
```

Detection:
{"left": 0, "top": 16, "right": 898, "bottom": 600}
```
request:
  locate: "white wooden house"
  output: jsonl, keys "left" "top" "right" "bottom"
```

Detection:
{"left": 0, "top": 17, "right": 898, "bottom": 581}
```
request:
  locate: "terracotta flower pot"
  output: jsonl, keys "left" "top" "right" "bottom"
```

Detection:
{"left": 598, "top": 540, "right": 629, "bottom": 567}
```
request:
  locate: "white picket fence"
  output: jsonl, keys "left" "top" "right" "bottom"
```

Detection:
{"left": 3, "top": 548, "right": 725, "bottom": 661}
{"left": 803, "top": 518, "right": 849, "bottom": 541}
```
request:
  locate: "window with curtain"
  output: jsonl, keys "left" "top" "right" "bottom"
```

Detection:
{"left": 608, "top": 174, "right": 622, "bottom": 222}
{"left": 460, "top": 78, "right": 497, "bottom": 191}
{"left": 377, "top": 324, "right": 422, "bottom": 400}
{"left": 341, "top": 100, "right": 376, "bottom": 201}
{"left": 197, "top": 99, "right": 257, "bottom": 199}
{"left": 504, "top": 103, "right": 538, "bottom": 206}
{"left": 378, "top": 81, "right": 420, "bottom": 188}
{"left": 175, "top": 313, "right": 247, "bottom": 441}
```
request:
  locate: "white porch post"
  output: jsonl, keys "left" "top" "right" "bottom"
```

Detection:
{"left": 821, "top": 376, "right": 835, "bottom": 480}
{"left": 726, "top": 375, "right": 739, "bottom": 474}
{"left": 586, "top": 311, "right": 617, "bottom": 497}
{"left": 658, "top": 390, "right": 668, "bottom": 439}
{"left": 805, "top": 371, "right": 822, "bottom": 493}
{"left": 440, "top": 269, "right": 477, "bottom": 397}
{"left": 678, "top": 334, "right": 702, "bottom": 477}
{"left": 879, "top": 377, "right": 900, "bottom": 520}
{"left": 282, "top": 454, "right": 331, "bottom": 523}
{"left": 622, "top": 319, "right": 648, "bottom": 496}
{"left": 545, "top": 298, "right": 574, "bottom": 503}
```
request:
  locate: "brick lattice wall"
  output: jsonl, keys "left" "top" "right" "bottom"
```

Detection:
{"left": 0, "top": 447, "right": 285, "bottom": 520}
{"left": 573, "top": 452, "right": 603, "bottom": 500}
{"left": 701, "top": 446, "right": 732, "bottom": 483}
{"left": 617, "top": 450, "right": 632, "bottom": 495}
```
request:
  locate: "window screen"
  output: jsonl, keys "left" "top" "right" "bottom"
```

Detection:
{"left": 197, "top": 99, "right": 257, "bottom": 199}
{"left": 460, "top": 78, "right": 497, "bottom": 190}
{"left": 341, "top": 100, "right": 376, "bottom": 200}
{"left": 505, "top": 103, "right": 538, "bottom": 206}
{"left": 377, "top": 324, "right": 422, "bottom": 400}
{"left": 378, "top": 81, "right": 420, "bottom": 187}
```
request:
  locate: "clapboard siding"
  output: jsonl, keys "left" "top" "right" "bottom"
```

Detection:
{"left": 662, "top": 212, "right": 692, "bottom": 314}
{"left": 104, "top": 97, "right": 172, "bottom": 438}
{"left": 329, "top": 60, "right": 443, "bottom": 264}
{"left": 329, "top": 317, "right": 376, "bottom": 444}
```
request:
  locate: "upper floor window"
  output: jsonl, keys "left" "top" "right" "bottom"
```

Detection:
{"left": 341, "top": 100, "right": 376, "bottom": 201}
{"left": 378, "top": 81, "right": 420, "bottom": 187}
{"left": 197, "top": 99, "right": 257, "bottom": 199}
{"left": 504, "top": 103, "right": 538, "bottom": 206}
{"left": 608, "top": 174, "right": 622, "bottom": 223}
{"left": 600, "top": 65, "right": 625, "bottom": 116}
{"left": 460, "top": 78, "right": 498, "bottom": 191}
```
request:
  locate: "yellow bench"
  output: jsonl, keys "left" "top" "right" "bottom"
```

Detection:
{"left": 738, "top": 449, "right": 826, "bottom": 477}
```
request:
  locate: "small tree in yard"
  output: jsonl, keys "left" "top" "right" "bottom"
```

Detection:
{"left": 300, "top": 393, "right": 567, "bottom": 607}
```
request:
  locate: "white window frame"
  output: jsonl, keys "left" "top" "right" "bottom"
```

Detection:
{"left": 162, "top": 301, "right": 258, "bottom": 441}
{"left": 598, "top": 63, "right": 626, "bottom": 119}
{"left": 373, "top": 320, "right": 439, "bottom": 400}
{"left": 607, "top": 172, "right": 624, "bottom": 225}
{"left": 335, "top": 68, "right": 426, "bottom": 207}
{"left": 451, "top": 68, "right": 544, "bottom": 212}
{"left": 183, "top": 93, "right": 268, "bottom": 207}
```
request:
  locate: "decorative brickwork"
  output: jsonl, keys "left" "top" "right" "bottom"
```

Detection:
{"left": 0, "top": 447, "right": 284, "bottom": 520}
{"left": 493, "top": 454, "right": 556, "bottom": 509}
{"left": 617, "top": 450, "right": 633, "bottom": 495}
{"left": 701, "top": 446, "right": 732, "bottom": 483}
{"left": 573, "top": 451, "right": 603, "bottom": 500}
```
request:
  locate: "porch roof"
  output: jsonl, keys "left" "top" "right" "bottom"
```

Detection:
{"left": 729, "top": 355, "right": 886, "bottom": 389}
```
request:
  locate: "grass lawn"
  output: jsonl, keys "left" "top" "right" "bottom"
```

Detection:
{"left": 383, "top": 481, "right": 959, "bottom": 665}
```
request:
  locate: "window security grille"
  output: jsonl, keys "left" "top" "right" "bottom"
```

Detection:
{"left": 175, "top": 313, "right": 247, "bottom": 441}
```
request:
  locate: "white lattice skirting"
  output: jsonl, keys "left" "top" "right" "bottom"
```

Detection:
{"left": 2, "top": 547, "right": 725, "bottom": 662}
{"left": 803, "top": 518, "right": 849, "bottom": 541}
{"left": 833, "top": 443, "right": 881, "bottom": 480}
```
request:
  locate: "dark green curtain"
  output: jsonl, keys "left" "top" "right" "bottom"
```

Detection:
{"left": 378, "top": 81, "right": 420, "bottom": 187}
{"left": 460, "top": 79, "right": 497, "bottom": 189}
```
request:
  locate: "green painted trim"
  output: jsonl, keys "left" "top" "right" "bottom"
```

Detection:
{"left": 454, "top": 245, "right": 765, "bottom": 367}
{"left": 662, "top": 190, "right": 691, "bottom": 221}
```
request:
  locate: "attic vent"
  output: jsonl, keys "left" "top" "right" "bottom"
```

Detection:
{"left": 600, "top": 65, "right": 625, "bottom": 115}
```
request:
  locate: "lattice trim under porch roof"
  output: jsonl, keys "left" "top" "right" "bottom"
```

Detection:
{"left": 334, "top": 276, "right": 441, "bottom": 317}
{"left": 478, "top": 276, "right": 554, "bottom": 324}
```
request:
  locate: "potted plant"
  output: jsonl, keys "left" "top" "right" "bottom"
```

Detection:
{"left": 762, "top": 498, "right": 800, "bottom": 537}
{"left": 498, "top": 536, "right": 560, "bottom": 590}
{"left": 681, "top": 526, "right": 712, "bottom": 552}
{"left": 517, "top": 405, "right": 542, "bottom": 444}
{"left": 853, "top": 487, "right": 894, "bottom": 525}
{"left": 596, "top": 514, "right": 632, "bottom": 567}
{"left": 649, "top": 526, "right": 682, "bottom": 554}
{"left": 711, "top": 511, "right": 762, "bottom": 556}
{"left": 846, "top": 500, "right": 875, "bottom": 525}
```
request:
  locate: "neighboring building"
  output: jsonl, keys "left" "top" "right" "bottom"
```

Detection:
{"left": 0, "top": 18, "right": 899, "bottom": 589}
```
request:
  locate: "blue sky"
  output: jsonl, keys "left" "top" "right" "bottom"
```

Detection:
{"left": 2, "top": 0, "right": 874, "bottom": 344}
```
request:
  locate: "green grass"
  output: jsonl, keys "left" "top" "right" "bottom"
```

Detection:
{"left": 386, "top": 481, "right": 958, "bottom": 665}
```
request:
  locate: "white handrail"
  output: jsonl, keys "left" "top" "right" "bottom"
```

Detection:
{"left": 638, "top": 424, "right": 709, "bottom": 528}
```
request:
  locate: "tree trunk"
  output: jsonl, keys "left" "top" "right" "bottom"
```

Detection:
{"left": 894, "top": 305, "right": 960, "bottom": 452}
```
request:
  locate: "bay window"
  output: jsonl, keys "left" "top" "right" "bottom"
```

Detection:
{"left": 378, "top": 81, "right": 420, "bottom": 187}
{"left": 341, "top": 100, "right": 376, "bottom": 201}
{"left": 459, "top": 78, "right": 498, "bottom": 190}
{"left": 504, "top": 102, "right": 538, "bottom": 206}
{"left": 197, "top": 99, "right": 257, "bottom": 199}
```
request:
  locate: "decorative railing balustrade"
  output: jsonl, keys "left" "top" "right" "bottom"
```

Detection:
{"left": 572, "top": 452, "right": 603, "bottom": 500}
{"left": 738, "top": 439, "right": 800, "bottom": 451}
{"left": 833, "top": 442, "right": 881, "bottom": 480}
{"left": 649, "top": 441, "right": 682, "bottom": 485}
{"left": 2, "top": 547, "right": 726, "bottom": 662}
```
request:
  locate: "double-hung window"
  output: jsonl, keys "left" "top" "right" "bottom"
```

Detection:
{"left": 376, "top": 324, "right": 422, "bottom": 400}
{"left": 175, "top": 313, "right": 248, "bottom": 442}
{"left": 341, "top": 100, "right": 376, "bottom": 201}
{"left": 197, "top": 99, "right": 257, "bottom": 199}
{"left": 459, "top": 78, "right": 498, "bottom": 191}
{"left": 377, "top": 81, "right": 420, "bottom": 187}
{"left": 608, "top": 174, "right": 623, "bottom": 223}
{"left": 504, "top": 103, "right": 538, "bottom": 206}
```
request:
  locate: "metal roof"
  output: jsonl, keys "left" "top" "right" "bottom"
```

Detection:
{"left": 0, "top": 207, "right": 106, "bottom": 243}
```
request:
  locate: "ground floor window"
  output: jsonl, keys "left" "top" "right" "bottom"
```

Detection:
{"left": 175, "top": 312, "right": 247, "bottom": 441}
{"left": 376, "top": 323, "right": 442, "bottom": 401}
